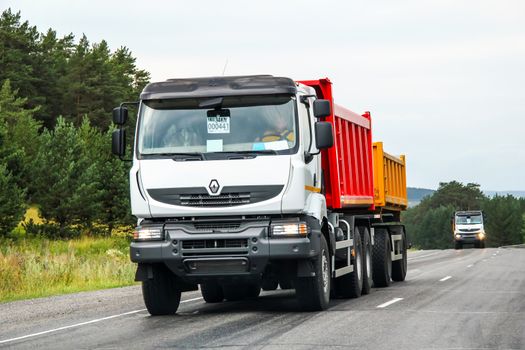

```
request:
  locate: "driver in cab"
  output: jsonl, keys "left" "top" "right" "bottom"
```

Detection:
{"left": 258, "top": 114, "right": 294, "bottom": 143}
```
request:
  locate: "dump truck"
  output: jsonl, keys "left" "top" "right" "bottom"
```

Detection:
{"left": 112, "top": 75, "right": 409, "bottom": 315}
{"left": 453, "top": 210, "right": 486, "bottom": 249}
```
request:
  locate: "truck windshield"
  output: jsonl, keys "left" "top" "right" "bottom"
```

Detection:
{"left": 456, "top": 215, "right": 482, "bottom": 225}
{"left": 137, "top": 95, "right": 297, "bottom": 157}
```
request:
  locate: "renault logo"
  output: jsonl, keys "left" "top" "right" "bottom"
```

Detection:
{"left": 209, "top": 179, "right": 220, "bottom": 194}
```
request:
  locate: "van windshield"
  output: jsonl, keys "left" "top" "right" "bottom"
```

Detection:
{"left": 137, "top": 95, "right": 297, "bottom": 158}
{"left": 455, "top": 214, "right": 483, "bottom": 225}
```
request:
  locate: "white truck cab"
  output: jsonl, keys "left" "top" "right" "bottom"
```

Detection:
{"left": 453, "top": 210, "right": 486, "bottom": 249}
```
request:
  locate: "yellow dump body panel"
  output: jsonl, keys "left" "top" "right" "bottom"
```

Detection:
{"left": 373, "top": 142, "right": 408, "bottom": 211}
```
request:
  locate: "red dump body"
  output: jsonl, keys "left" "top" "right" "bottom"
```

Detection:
{"left": 298, "top": 78, "right": 375, "bottom": 211}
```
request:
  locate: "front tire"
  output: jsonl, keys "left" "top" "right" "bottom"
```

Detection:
{"left": 201, "top": 282, "right": 224, "bottom": 303}
{"left": 295, "top": 235, "right": 331, "bottom": 311}
{"left": 142, "top": 265, "right": 181, "bottom": 315}
{"left": 455, "top": 242, "right": 462, "bottom": 250}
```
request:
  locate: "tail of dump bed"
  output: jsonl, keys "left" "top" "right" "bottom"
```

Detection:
{"left": 373, "top": 142, "right": 408, "bottom": 213}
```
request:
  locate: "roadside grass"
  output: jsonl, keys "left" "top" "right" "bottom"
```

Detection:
{"left": 0, "top": 236, "right": 137, "bottom": 303}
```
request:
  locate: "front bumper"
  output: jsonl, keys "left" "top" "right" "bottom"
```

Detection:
{"left": 130, "top": 219, "right": 320, "bottom": 279}
{"left": 455, "top": 233, "right": 484, "bottom": 243}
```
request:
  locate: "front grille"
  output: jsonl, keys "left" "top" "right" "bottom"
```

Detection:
{"left": 179, "top": 193, "right": 250, "bottom": 207}
{"left": 193, "top": 222, "right": 241, "bottom": 232}
{"left": 182, "top": 239, "right": 248, "bottom": 250}
{"left": 459, "top": 228, "right": 480, "bottom": 232}
{"left": 147, "top": 185, "right": 283, "bottom": 207}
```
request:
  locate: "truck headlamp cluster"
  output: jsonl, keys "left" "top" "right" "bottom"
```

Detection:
{"left": 455, "top": 234, "right": 461, "bottom": 240}
{"left": 133, "top": 227, "right": 163, "bottom": 241}
{"left": 271, "top": 222, "right": 309, "bottom": 237}
{"left": 478, "top": 231, "right": 485, "bottom": 240}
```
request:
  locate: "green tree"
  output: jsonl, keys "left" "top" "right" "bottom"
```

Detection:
{"left": 0, "top": 9, "right": 40, "bottom": 110}
{"left": 0, "top": 79, "right": 42, "bottom": 198}
{"left": 426, "top": 181, "right": 484, "bottom": 210}
{"left": 76, "top": 118, "right": 132, "bottom": 234}
{"left": 404, "top": 205, "right": 455, "bottom": 249}
{"left": 33, "top": 117, "right": 99, "bottom": 232}
{"left": 482, "top": 195, "right": 523, "bottom": 247}
{"left": 0, "top": 164, "right": 25, "bottom": 235}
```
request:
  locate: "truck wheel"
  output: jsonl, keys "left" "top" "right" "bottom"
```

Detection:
{"left": 335, "top": 226, "right": 363, "bottom": 298}
{"left": 455, "top": 242, "right": 462, "bottom": 250}
{"left": 245, "top": 282, "right": 261, "bottom": 298}
{"left": 372, "top": 228, "right": 391, "bottom": 288}
{"left": 261, "top": 278, "right": 278, "bottom": 291}
{"left": 479, "top": 241, "right": 486, "bottom": 249}
{"left": 361, "top": 227, "right": 373, "bottom": 294}
{"left": 142, "top": 265, "right": 181, "bottom": 315}
{"left": 295, "top": 235, "right": 331, "bottom": 311}
{"left": 201, "top": 282, "right": 224, "bottom": 303}
{"left": 391, "top": 230, "right": 407, "bottom": 282}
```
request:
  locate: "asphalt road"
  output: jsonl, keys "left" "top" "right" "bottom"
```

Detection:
{"left": 1, "top": 247, "right": 524, "bottom": 349}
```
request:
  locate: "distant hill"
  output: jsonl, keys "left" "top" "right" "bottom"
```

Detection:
{"left": 407, "top": 187, "right": 435, "bottom": 207}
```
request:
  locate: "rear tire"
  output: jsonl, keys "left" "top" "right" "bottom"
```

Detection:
{"left": 295, "top": 236, "right": 331, "bottom": 311}
{"left": 201, "top": 282, "right": 224, "bottom": 303}
{"left": 142, "top": 265, "right": 181, "bottom": 315}
{"left": 335, "top": 226, "right": 363, "bottom": 298}
{"left": 361, "top": 227, "right": 373, "bottom": 294}
{"left": 391, "top": 229, "right": 407, "bottom": 282}
{"left": 372, "top": 228, "right": 392, "bottom": 288}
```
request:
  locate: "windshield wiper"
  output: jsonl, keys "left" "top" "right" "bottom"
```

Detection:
{"left": 216, "top": 150, "right": 277, "bottom": 155}
{"left": 143, "top": 152, "right": 206, "bottom": 161}
{"left": 210, "top": 150, "right": 277, "bottom": 159}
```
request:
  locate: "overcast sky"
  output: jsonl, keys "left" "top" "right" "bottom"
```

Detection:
{"left": 3, "top": 0, "right": 525, "bottom": 190}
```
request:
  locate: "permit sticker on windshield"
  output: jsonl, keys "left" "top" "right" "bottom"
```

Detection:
{"left": 207, "top": 116, "right": 230, "bottom": 134}
{"left": 206, "top": 139, "right": 223, "bottom": 152}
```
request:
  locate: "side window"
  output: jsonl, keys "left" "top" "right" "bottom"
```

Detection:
{"left": 298, "top": 100, "right": 311, "bottom": 151}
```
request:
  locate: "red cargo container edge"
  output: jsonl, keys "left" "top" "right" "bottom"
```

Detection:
{"left": 298, "top": 78, "right": 374, "bottom": 210}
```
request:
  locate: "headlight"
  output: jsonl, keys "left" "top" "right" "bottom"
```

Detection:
{"left": 271, "top": 221, "right": 309, "bottom": 237}
{"left": 133, "top": 227, "right": 163, "bottom": 241}
{"left": 478, "top": 232, "right": 485, "bottom": 240}
{"left": 455, "top": 234, "right": 461, "bottom": 239}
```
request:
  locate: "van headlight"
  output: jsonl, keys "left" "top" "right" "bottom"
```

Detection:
{"left": 478, "top": 231, "right": 485, "bottom": 240}
{"left": 271, "top": 221, "right": 310, "bottom": 237}
{"left": 133, "top": 227, "right": 163, "bottom": 241}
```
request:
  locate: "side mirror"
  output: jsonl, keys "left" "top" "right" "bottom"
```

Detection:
{"left": 314, "top": 122, "right": 334, "bottom": 149}
{"left": 112, "top": 129, "right": 126, "bottom": 157}
{"left": 313, "top": 99, "right": 331, "bottom": 118}
{"left": 112, "top": 107, "right": 128, "bottom": 125}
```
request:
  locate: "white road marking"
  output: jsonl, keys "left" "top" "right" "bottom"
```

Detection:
{"left": 0, "top": 297, "right": 203, "bottom": 345}
{"left": 377, "top": 298, "right": 404, "bottom": 308}
{"left": 439, "top": 276, "right": 452, "bottom": 282}
{"left": 467, "top": 264, "right": 474, "bottom": 268}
